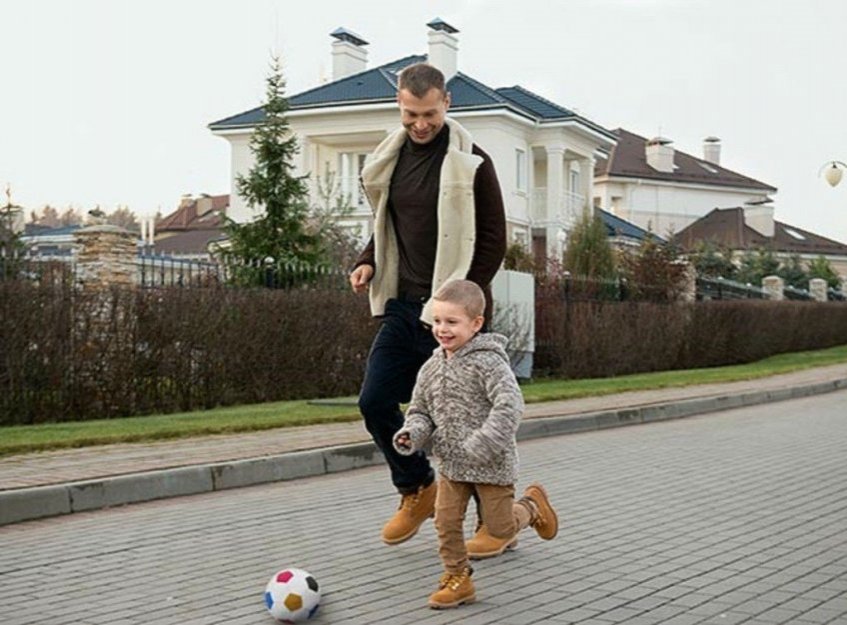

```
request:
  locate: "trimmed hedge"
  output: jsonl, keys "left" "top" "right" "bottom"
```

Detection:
{"left": 2, "top": 280, "right": 846, "bottom": 425}
{"left": 534, "top": 293, "right": 847, "bottom": 378}
{"left": 0, "top": 282, "right": 374, "bottom": 425}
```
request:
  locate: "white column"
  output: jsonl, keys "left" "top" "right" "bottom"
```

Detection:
{"left": 545, "top": 146, "right": 565, "bottom": 259}
{"left": 580, "top": 157, "right": 594, "bottom": 218}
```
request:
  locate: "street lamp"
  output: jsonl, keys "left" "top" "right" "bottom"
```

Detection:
{"left": 819, "top": 160, "right": 847, "bottom": 187}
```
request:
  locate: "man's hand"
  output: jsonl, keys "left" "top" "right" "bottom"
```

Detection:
{"left": 349, "top": 264, "right": 374, "bottom": 294}
{"left": 394, "top": 432, "right": 412, "bottom": 451}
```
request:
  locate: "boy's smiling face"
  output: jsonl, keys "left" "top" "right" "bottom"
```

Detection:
{"left": 431, "top": 300, "right": 484, "bottom": 357}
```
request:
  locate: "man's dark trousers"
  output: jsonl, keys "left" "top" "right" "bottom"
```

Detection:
{"left": 358, "top": 298, "right": 437, "bottom": 494}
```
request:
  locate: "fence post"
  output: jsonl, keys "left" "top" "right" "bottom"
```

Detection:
{"left": 762, "top": 275, "right": 784, "bottom": 301}
{"left": 74, "top": 225, "right": 138, "bottom": 289}
{"left": 491, "top": 269, "right": 535, "bottom": 379}
{"left": 809, "top": 278, "right": 828, "bottom": 302}
{"left": 678, "top": 261, "right": 696, "bottom": 303}
{"left": 72, "top": 225, "right": 138, "bottom": 416}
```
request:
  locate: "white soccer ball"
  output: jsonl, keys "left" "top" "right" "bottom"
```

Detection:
{"left": 264, "top": 568, "right": 321, "bottom": 623}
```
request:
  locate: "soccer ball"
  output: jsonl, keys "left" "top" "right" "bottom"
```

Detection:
{"left": 264, "top": 568, "right": 321, "bottom": 623}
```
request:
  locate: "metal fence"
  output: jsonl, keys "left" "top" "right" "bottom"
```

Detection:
{"left": 137, "top": 254, "right": 221, "bottom": 288}
{"left": 696, "top": 277, "right": 768, "bottom": 300}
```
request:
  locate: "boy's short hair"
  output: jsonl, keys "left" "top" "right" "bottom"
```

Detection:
{"left": 398, "top": 63, "right": 446, "bottom": 98}
{"left": 433, "top": 279, "right": 485, "bottom": 318}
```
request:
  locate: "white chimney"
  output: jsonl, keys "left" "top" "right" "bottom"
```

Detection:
{"left": 703, "top": 136, "right": 721, "bottom": 165}
{"left": 645, "top": 137, "right": 675, "bottom": 173}
{"left": 743, "top": 201, "right": 775, "bottom": 238}
{"left": 426, "top": 18, "right": 459, "bottom": 81}
{"left": 330, "top": 28, "right": 368, "bottom": 81}
{"left": 147, "top": 217, "right": 156, "bottom": 245}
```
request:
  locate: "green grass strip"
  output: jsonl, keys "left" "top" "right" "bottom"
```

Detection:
{"left": 2, "top": 343, "right": 846, "bottom": 457}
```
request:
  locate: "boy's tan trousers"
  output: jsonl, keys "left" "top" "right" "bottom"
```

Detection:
{"left": 435, "top": 476, "right": 532, "bottom": 574}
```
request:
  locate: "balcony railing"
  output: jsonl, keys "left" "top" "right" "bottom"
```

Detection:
{"left": 308, "top": 175, "right": 368, "bottom": 213}
{"left": 531, "top": 188, "right": 586, "bottom": 227}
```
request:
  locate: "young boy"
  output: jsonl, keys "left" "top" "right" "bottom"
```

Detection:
{"left": 393, "top": 279, "right": 559, "bottom": 609}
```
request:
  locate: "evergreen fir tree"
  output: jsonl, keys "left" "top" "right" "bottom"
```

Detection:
{"left": 776, "top": 254, "right": 808, "bottom": 289}
{"left": 564, "top": 209, "right": 616, "bottom": 280}
{"left": 223, "top": 55, "right": 323, "bottom": 285}
{"left": 807, "top": 255, "right": 840, "bottom": 289}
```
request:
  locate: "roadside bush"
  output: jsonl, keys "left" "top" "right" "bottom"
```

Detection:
{"left": 0, "top": 281, "right": 374, "bottom": 425}
{"left": 3, "top": 278, "right": 847, "bottom": 425}
{"left": 535, "top": 295, "right": 847, "bottom": 379}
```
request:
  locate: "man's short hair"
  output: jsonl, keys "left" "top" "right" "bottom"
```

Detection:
{"left": 433, "top": 279, "right": 485, "bottom": 318}
{"left": 398, "top": 63, "right": 446, "bottom": 98}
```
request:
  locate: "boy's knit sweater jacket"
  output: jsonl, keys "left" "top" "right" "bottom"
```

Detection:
{"left": 393, "top": 332, "right": 524, "bottom": 486}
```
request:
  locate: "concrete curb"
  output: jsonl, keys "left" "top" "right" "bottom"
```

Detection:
{"left": 2, "top": 377, "right": 845, "bottom": 527}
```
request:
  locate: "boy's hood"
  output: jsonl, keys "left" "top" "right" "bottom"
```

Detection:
{"left": 444, "top": 332, "right": 510, "bottom": 363}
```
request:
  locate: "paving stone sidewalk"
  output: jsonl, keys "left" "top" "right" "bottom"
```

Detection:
{"left": 1, "top": 388, "right": 845, "bottom": 624}
{"left": 1, "top": 363, "right": 845, "bottom": 527}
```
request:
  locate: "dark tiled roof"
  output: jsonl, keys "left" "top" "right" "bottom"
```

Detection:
{"left": 597, "top": 208, "right": 662, "bottom": 242}
{"left": 157, "top": 195, "right": 228, "bottom": 231}
{"left": 23, "top": 224, "right": 81, "bottom": 237}
{"left": 675, "top": 208, "right": 847, "bottom": 256}
{"left": 154, "top": 229, "right": 225, "bottom": 255}
{"left": 496, "top": 86, "right": 575, "bottom": 119}
{"left": 209, "top": 56, "right": 614, "bottom": 140}
{"left": 595, "top": 128, "right": 776, "bottom": 192}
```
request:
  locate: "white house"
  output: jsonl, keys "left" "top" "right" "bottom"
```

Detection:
{"left": 209, "top": 19, "right": 619, "bottom": 260}
{"left": 593, "top": 129, "right": 778, "bottom": 237}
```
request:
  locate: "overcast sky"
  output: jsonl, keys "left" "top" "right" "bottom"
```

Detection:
{"left": 2, "top": 0, "right": 846, "bottom": 240}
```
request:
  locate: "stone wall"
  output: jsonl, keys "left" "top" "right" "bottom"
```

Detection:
{"left": 73, "top": 225, "right": 137, "bottom": 289}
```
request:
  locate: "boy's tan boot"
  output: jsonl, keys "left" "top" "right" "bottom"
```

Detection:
{"left": 466, "top": 525, "right": 518, "bottom": 559}
{"left": 428, "top": 566, "right": 476, "bottom": 609}
{"left": 520, "top": 482, "right": 559, "bottom": 540}
{"left": 381, "top": 481, "right": 437, "bottom": 544}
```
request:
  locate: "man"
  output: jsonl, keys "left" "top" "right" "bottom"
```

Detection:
{"left": 350, "top": 62, "right": 506, "bottom": 546}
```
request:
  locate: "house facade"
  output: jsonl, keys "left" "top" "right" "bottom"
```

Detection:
{"left": 154, "top": 193, "right": 228, "bottom": 260}
{"left": 675, "top": 207, "right": 847, "bottom": 278}
{"left": 209, "top": 20, "right": 617, "bottom": 260}
{"left": 594, "top": 129, "right": 777, "bottom": 237}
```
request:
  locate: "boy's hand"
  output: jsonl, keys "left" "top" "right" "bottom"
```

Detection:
{"left": 394, "top": 433, "right": 412, "bottom": 450}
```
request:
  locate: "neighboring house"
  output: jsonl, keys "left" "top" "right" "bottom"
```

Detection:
{"left": 596, "top": 207, "right": 662, "bottom": 250}
{"left": 594, "top": 129, "right": 777, "bottom": 237}
{"left": 675, "top": 207, "right": 847, "bottom": 277}
{"left": 20, "top": 223, "right": 81, "bottom": 259}
{"left": 153, "top": 193, "right": 229, "bottom": 260}
{"left": 209, "top": 19, "right": 618, "bottom": 260}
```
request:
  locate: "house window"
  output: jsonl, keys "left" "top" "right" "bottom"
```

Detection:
{"left": 338, "top": 152, "right": 368, "bottom": 207}
{"left": 516, "top": 148, "right": 527, "bottom": 192}
{"left": 569, "top": 169, "right": 580, "bottom": 194}
{"left": 513, "top": 229, "right": 527, "bottom": 246}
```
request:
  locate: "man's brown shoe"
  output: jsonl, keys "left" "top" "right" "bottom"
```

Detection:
{"left": 466, "top": 525, "right": 518, "bottom": 560}
{"left": 428, "top": 566, "right": 476, "bottom": 609}
{"left": 381, "top": 481, "right": 437, "bottom": 545}
{"left": 521, "top": 483, "right": 559, "bottom": 540}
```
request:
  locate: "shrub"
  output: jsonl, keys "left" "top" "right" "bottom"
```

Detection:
{"left": 0, "top": 281, "right": 374, "bottom": 425}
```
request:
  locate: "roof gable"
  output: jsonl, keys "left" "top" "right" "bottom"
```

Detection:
{"left": 596, "top": 128, "right": 776, "bottom": 192}
{"left": 675, "top": 207, "right": 847, "bottom": 256}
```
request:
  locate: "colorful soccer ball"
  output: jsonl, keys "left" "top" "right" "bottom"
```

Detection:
{"left": 264, "top": 568, "right": 321, "bottom": 623}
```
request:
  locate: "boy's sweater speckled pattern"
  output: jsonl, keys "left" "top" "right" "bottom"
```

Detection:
{"left": 393, "top": 333, "right": 524, "bottom": 485}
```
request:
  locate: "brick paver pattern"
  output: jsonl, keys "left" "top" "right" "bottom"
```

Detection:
{"left": 1, "top": 389, "right": 845, "bottom": 625}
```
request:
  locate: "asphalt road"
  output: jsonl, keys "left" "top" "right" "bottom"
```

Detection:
{"left": 1, "top": 390, "right": 846, "bottom": 625}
